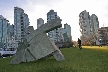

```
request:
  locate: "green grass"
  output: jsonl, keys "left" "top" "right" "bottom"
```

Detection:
{"left": 0, "top": 47, "right": 108, "bottom": 72}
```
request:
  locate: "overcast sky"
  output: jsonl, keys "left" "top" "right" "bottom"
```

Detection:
{"left": 0, "top": 0, "right": 108, "bottom": 41}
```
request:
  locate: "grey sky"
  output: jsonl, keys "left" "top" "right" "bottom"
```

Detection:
{"left": 0, "top": 0, "right": 108, "bottom": 40}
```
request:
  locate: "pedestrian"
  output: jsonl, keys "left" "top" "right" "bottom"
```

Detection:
{"left": 78, "top": 38, "right": 82, "bottom": 49}
{"left": 0, "top": 53, "right": 3, "bottom": 58}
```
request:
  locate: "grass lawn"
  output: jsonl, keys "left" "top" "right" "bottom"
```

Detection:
{"left": 0, "top": 46, "right": 108, "bottom": 72}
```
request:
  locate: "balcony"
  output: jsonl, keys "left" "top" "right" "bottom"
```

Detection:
{"left": 21, "top": 32, "right": 24, "bottom": 34}
{"left": 83, "top": 24, "right": 87, "bottom": 27}
{"left": 20, "top": 17, "right": 23, "bottom": 19}
{"left": 21, "top": 29, "right": 24, "bottom": 31}
{"left": 21, "top": 23, "right": 24, "bottom": 25}
{"left": 21, "top": 26, "right": 24, "bottom": 28}
{"left": 21, "top": 20, "right": 23, "bottom": 22}
{"left": 21, "top": 35, "right": 24, "bottom": 37}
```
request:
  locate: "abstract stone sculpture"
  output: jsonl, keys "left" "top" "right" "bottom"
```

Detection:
{"left": 10, "top": 18, "right": 65, "bottom": 64}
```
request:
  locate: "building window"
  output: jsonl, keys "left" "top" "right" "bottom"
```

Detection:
{"left": 21, "top": 32, "right": 24, "bottom": 34}
{"left": 88, "top": 15, "right": 90, "bottom": 20}
{"left": 82, "top": 17, "right": 85, "bottom": 20}
{"left": 21, "top": 17, "right": 23, "bottom": 19}
{"left": 21, "top": 20, "right": 23, "bottom": 22}
{"left": 51, "top": 16, "right": 54, "bottom": 19}
{"left": 84, "top": 29, "right": 86, "bottom": 31}
{"left": 55, "top": 15, "right": 57, "bottom": 18}
{"left": 54, "top": 40, "right": 56, "bottom": 42}
{"left": 21, "top": 23, "right": 23, "bottom": 25}
{"left": 82, "top": 13, "right": 84, "bottom": 15}
{"left": 96, "top": 18, "right": 98, "bottom": 21}
{"left": 21, "top": 35, "right": 24, "bottom": 37}
{"left": 21, "top": 29, "right": 24, "bottom": 31}
{"left": 56, "top": 31, "right": 58, "bottom": 33}
{"left": 21, "top": 26, "right": 23, "bottom": 28}
{"left": 107, "top": 29, "right": 108, "bottom": 32}
{"left": 82, "top": 21, "right": 85, "bottom": 23}
{"left": 47, "top": 18, "right": 49, "bottom": 20}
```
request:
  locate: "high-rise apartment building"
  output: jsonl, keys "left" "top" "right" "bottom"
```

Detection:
{"left": 47, "top": 10, "right": 61, "bottom": 42}
{"left": 14, "top": 7, "right": 29, "bottom": 43}
{"left": 47, "top": 9, "right": 59, "bottom": 22}
{"left": 37, "top": 18, "right": 44, "bottom": 28}
{"left": 62, "top": 23, "right": 72, "bottom": 42}
{"left": 79, "top": 10, "right": 91, "bottom": 36}
{"left": 90, "top": 14, "right": 99, "bottom": 34}
{"left": 10, "top": 24, "right": 14, "bottom": 38}
{"left": 53, "top": 23, "right": 72, "bottom": 48}
{"left": 46, "top": 10, "right": 72, "bottom": 48}
{"left": 0, "top": 15, "right": 10, "bottom": 48}
{"left": 96, "top": 27, "right": 108, "bottom": 45}
{"left": 79, "top": 10, "right": 99, "bottom": 44}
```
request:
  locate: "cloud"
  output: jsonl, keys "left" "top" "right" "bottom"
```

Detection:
{"left": 0, "top": 0, "right": 26, "bottom": 24}
{"left": 0, "top": 0, "right": 108, "bottom": 40}
{"left": 24, "top": 0, "right": 64, "bottom": 6}
{"left": 0, "top": 8, "right": 14, "bottom": 24}
{"left": 21, "top": 0, "right": 68, "bottom": 29}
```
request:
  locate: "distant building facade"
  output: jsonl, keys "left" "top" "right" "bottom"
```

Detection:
{"left": 37, "top": 18, "right": 44, "bottom": 28}
{"left": 62, "top": 24, "right": 72, "bottom": 42}
{"left": 47, "top": 9, "right": 59, "bottom": 22}
{"left": 0, "top": 15, "right": 10, "bottom": 48}
{"left": 10, "top": 24, "right": 14, "bottom": 38}
{"left": 14, "top": 7, "right": 30, "bottom": 48}
{"left": 79, "top": 10, "right": 99, "bottom": 45}
{"left": 47, "top": 9, "right": 72, "bottom": 47}
{"left": 28, "top": 26, "right": 34, "bottom": 33}
{"left": 47, "top": 9, "right": 61, "bottom": 42}
{"left": 14, "top": 7, "right": 30, "bottom": 44}
{"left": 59, "top": 24, "right": 72, "bottom": 48}
{"left": 95, "top": 27, "right": 108, "bottom": 45}
{"left": 79, "top": 10, "right": 91, "bottom": 44}
{"left": 90, "top": 14, "right": 99, "bottom": 34}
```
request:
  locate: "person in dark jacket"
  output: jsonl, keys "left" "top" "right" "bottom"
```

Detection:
{"left": 0, "top": 53, "right": 3, "bottom": 58}
{"left": 78, "top": 38, "right": 82, "bottom": 49}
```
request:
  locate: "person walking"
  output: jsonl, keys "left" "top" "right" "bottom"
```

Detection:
{"left": 78, "top": 38, "right": 82, "bottom": 49}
